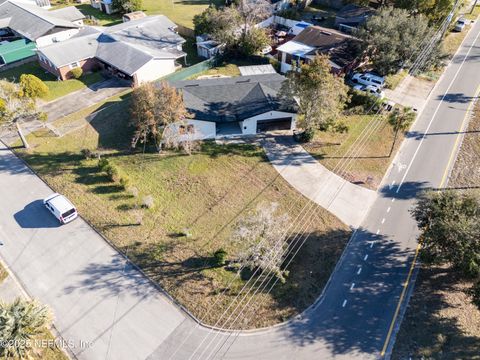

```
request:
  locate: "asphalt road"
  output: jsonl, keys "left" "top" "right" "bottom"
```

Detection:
{"left": 0, "top": 19, "right": 479, "bottom": 360}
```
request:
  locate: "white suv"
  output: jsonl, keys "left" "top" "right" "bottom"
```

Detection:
{"left": 43, "top": 193, "right": 78, "bottom": 224}
{"left": 353, "top": 84, "right": 385, "bottom": 99}
{"left": 352, "top": 72, "right": 385, "bottom": 88}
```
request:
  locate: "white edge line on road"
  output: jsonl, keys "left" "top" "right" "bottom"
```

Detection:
{"left": 396, "top": 28, "right": 480, "bottom": 193}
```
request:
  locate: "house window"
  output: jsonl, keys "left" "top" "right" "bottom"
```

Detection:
{"left": 69, "top": 62, "right": 80, "bottom": 69}
{"left": 179, "top": 124, "right": 195, "bottom": 134}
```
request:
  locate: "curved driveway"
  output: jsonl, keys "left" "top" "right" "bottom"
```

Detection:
{"left": 0, "top": 19, "right": 480, "bottom": 360}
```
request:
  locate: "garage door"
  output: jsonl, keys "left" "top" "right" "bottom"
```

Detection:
{"left": 256, "top": 117, "right": 292, "bottom": 133}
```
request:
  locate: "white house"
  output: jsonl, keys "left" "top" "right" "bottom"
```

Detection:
{"left": 37, "top": 16, "right": 186, "bottom": 85}
{"left": 196, "top": 35, "right": 224, "bottom": 59}
{"left": 90, "top": 0, "right": 115, "bottom": 14}
{"left": 168, "top": 73, "right": 297, "bottom": 140}
{"left": 0, "top": 0, "right": 84, "bottom": 47}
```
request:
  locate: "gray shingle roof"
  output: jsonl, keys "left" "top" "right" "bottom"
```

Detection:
{"left": 38, "top": 16, "right": 186, "bottom": 75}
{"left": 38, "top": 31, "right": 99, "bottom": 67}
{"left": 49, "top": 6, "right": 86, "bottom": 22}
{"left": 0, "top": 0, "right": 80, "bottom": 40}
{"left": 171, "top": 74, "right": 294, "bottom": 123}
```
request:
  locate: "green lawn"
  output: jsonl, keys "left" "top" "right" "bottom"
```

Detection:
{"left": 304, "top": 113, "right": 403, "bottom": 190}
{"left": 75, "top": 4, "right": 123, "bottom": 26}
{"left": 16, "top": 95, "right": 350, "bottom": 329}
{"left": 70, "top": 0, "right": 224, "bottom": 28}
{"left": 0, "top": 62, "right": 104, "bottom": 102}
{"left": 143, "top": 0, "right": 224, "bottom": 28}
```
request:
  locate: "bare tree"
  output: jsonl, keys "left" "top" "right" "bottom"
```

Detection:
{"left": 234, "top": 202, "right": 290, "bottom": 283}
{"left": 130, "top": 82, "right": 191, "bottom": 152}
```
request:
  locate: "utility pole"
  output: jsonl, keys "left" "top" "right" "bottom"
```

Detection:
{"left": 471, "top": 0, "right": 478, "bottom": 14}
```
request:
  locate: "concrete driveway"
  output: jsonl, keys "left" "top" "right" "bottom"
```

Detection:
{"left": 40, "top": 78, "right": 130, "bottom": 123}
{"left": 261, "top": 135, "right": 377, "bottom": 228}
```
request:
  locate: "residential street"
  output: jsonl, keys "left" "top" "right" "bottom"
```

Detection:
{"left": 0, "top": 14, "right": 479, "bottom": 360}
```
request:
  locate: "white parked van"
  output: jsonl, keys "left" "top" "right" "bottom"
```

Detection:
{"left": 43, "top": 193, "right": 78, "bottom": 224}
{"left": 352, "top": 72, "right": 385, "bottom": 88}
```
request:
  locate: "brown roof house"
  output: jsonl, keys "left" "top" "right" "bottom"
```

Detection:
{"left": 37, "top": 15, "right": 186, "bottom": 85}
{"left": 276, "top": 25, "right": 362, "bottom": 74}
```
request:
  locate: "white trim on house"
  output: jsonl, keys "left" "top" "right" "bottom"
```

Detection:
{"left": 167, "top": 111, "right": 297, "bottom": 141}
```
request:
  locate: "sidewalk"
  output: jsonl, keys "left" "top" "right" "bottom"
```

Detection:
{"left": 261, "top": 135, "right": 377, "bottom": 228}
{"left": 40, "top": 78, "right": 130, "bottom": 123}
{"left": 384, "top": 75, "right": 435, "bottom": 114}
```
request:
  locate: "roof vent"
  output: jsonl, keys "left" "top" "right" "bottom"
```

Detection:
{"left": 320, "top": 31, "right": 332, "bottom": 36}
{"left": 185, "top": 84, "right": 200, "bottom": 87}
{"left": 236, "top": 79, "right": 251, "bottom": 83}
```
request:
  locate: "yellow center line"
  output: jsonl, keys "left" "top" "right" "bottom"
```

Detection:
{"left": 380, "top": 85, "right": 480, "bottom": 358}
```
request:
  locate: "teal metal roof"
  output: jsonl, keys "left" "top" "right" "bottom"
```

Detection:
{"left": 0, "top": 39, "right": 36, "bottom": 65}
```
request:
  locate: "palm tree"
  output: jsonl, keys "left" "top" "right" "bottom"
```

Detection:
{"left": 388, "top": 106, "right": 416, "bottom": 156}
{"left": 0, "top": 298, "right": 53, "bottom": 359}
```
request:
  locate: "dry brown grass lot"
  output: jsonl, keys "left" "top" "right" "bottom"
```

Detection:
{"left": 16, "top": 96, "right": 350, "bottom": 329}
{"left": 304, "top": 114, "right": 403, "bottom": 190}
{"left": 392, "top": 101, "right": 480, "bottom": 359}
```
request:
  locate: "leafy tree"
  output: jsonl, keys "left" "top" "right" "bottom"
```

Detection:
{"left": 234, "top": 202, "right": 290, "bottom": 283}
{"left": 412, "top": 191, "right": 480, "bottom": 278}
{"left": 358, "top": 7, "right": 435, "bottom": 75}
{"left": 19, "top": 74, "right": 49, "bottom": 99}
{"left": 279, "top": 54, "right": 349, "bottom": 140}
{"left": 0, "top": 298, "right": 53, "bottom": 358}
{"left": 193, "top": 1, "right": 270, "bottom": 57}
{"left": 0, "top": 80, "right": 45, "bottom": 148}
{"left": 112, "top": 0, "right": 142, "bottom": 14}
{"left": 387, "top": 106, "right": 416, "bottom": 156}
{"left": 236, "top": 26, "right": 270, "bottom": 57}
{"left": 130, "top": 82, "right": 191, "bottom": 152}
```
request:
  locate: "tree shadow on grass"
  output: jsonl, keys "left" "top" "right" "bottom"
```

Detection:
{"left": 391, "top": 265, "right": 480, "bottom": 360}
{"left": 20, "top": 152, "right": 84, "bottom": 175}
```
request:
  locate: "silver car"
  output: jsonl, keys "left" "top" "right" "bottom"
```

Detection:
{"left": 455, "top": 18, "right": 467, "bottom": 32}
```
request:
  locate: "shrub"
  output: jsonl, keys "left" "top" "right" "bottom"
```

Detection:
{"left": 19, "top": 74, "right": 49, "bottom": 99}
{"left": 213, "top": 248, "right": 228, "bottom": 266}
{"left": 70, "top": 67, "right": 83, "bottom": 79}
{"left": 294, "top": 128, "right": 315, "bottom": 143}
{"left": 81, "top": 148, "right": 93, "bottom": 159}
{"left": 119, "top": 175, "right": 130, "bottom": 189}
{"left": 105, "top": 164, "right": 121, "bottom": 183}
{"left": 98, "top": 158, "right": 109, "bottom": 171}
{"left": 141, "top": 195, "right": 155, "bottom": 209}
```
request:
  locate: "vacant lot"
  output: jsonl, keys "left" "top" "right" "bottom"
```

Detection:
{"left": 17, "top": 97, "right": 350, "bottom": 328}
{"left": 0, "top": 62, "right": 103, "bottom": 102}
{"left": 392, "top": 101, "right": 480, "bottom": 359}
{"left": 304, "top": 113, "right": 401, "bottom": 190}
